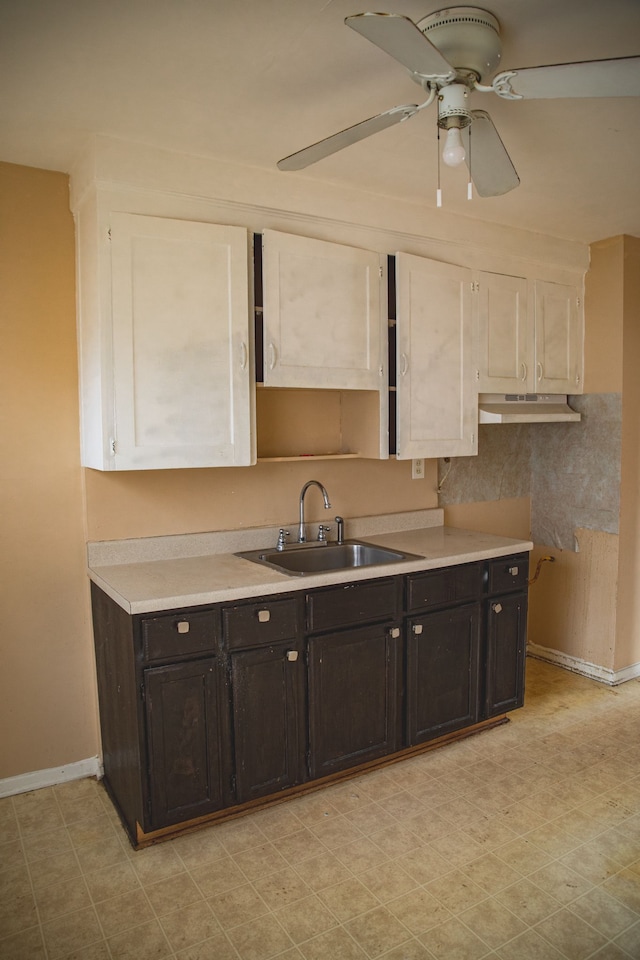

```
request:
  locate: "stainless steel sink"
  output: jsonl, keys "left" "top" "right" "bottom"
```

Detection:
{"left": 236, "top": 540, "right": 422, "bottom": 576}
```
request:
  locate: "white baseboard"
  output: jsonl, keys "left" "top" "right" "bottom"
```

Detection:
{"left": 0, "top": 756, "right": 103, "bottom": 799}
{"left": 528, "top": 643, "right": 640, "bottom": 686}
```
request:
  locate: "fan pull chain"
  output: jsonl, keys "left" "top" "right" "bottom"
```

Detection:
{"left": 436, "top": 125, "right": 442, "bottom": 207}
{"left": 467, "top": 125, "right": 473, "bottom": 200}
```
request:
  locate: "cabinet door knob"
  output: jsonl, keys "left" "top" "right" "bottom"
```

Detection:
{"left": 257, "top": 610, "right": 271, "bottom": 623}
{"left": 508, "top": 566, "right": 519, "bottom": 577}
{"left": 413, "top": 624, "right": 423, "bottom": 635}
{"left": 286, "top": 650, "right": 299, "bottom": 662}
{"left": 492, "top": 603, "right": 503, "bottom": 614}
{"left": 176, "top": 621, "right": 190, "bottom": 634}
{"left": 389, "top": 627, "right": 400, "bottom": 639}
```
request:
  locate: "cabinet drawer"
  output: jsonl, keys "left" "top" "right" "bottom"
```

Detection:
{"left": 488, "top": 555, "right": 529, "bottom": 595}
{"left": 223, "top": 597, "right": 300, "bottom": 650}
{"left": 306, "top": 578, "right": 399, "bottom": 633}
{"left": 407, "top": 562, "right": 483, "bottom": 612}
{"left": 142, "top": 611, "right": 219, "bottom": 662}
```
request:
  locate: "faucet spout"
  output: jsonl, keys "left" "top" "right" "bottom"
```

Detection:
{"left": 298, "top": 480, "right": 331, "bottom": 543}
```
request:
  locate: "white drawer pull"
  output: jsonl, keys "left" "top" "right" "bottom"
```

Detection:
{"left": 176, "top": 621, "right": 190, "bottom": 634}
{"left": 413, "top": 624, "right": 423, "bottom": 635}
{"left": 508, "top": 566, "right": 519, "bottom": 577}
{"left": 286, "top": 650, "right": 299, "bottom": 662}
{"left": 257, "top": 610, "right": 271, "bottom": 623}
{"left": 492, "top": 603, "right": 503, "bottom": 614}
{"left": 390, "top": 627, "right": 400, "bottom": 639}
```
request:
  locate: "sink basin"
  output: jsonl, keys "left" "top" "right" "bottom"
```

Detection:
{"left": 237, "top": 540, "right": 422, "bottom": 576}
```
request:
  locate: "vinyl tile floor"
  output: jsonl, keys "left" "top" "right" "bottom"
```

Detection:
{"left": 2, "top": 658, "right": 640, "bottom": 960}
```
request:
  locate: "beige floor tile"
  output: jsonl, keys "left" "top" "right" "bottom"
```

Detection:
{"left": 395, "top": 845, "right": 453, "bottom": 886}
{"left": 386, "top": 887, "right": 452, "bottom": 936}
{"left": 190, "top": 856, "right": 247, "bottom": 897}
{"left": 317, "top": 877, "right": 379, "bottom": 922}
{"left": 0, "top": 925, "right": 47, "bottom": 960}
{"left": 569, "top": 886, "right": 639, "bottom": 940}
{"left": 41, "top": 906, "right": 104, "bottom": 960}
{"left": 171, "top": 827, "right": 226, "bottom": 869}
{"left": 461, "top": 852, "right": 521, "bottom": 896}
{"left": 215, "top": 818, "right": 268, "bottom": 856}
{"left": 379, "top": 940, "right": 438, "bottom": 959}
{"left": 252, "top": 866, "right": 313, "bottom": 910}
{"left": 292, "top": 850, "right": 353, "bottom": 891}
{"left": 333, "top": 836, "right": 390, "bottom": 873}
{"left": 494, "top": 836, "right": 552, "bottom": 876}
{"left": 28, "top": 849, "right": 81, "bottom": 892}
{"left": 33, "top": 874, "right": 92, "bottom": 922}
{"left": 494, "top": 926, "right": 566, "bottom": 959}
{"left": 345, "top": 905, "right": 413, "bottom": 958}
{"left": 430, "top": 828, "right": 484, "bottom": 868}
{"left": 131, "top": 840, "right": 191, "bottom": 885}
{"left": 308, "top": 815, "right": 364, "bottom": 850}
{"left": 94, "top": 887, "right": 155, "bottom": 937}
{"left": 534, "top": 907, "right": 608, "bottom": 960}
{"left": 418, "top": 916, "right": 492, "bottom": 960}
{"left": 425, "top": 869, "right": 487, "bottom": 915}
{"left": 343, "top": 801, "right": 398, "bottom": 836}
{"left": 74, "top": 835, "right": 129, "bottom": 873}
{"left": 233, "top": 841, "right": 289, "bottom": 880}
{"left": 357, "top": 860, "right": 419, "bottom": 903}
{"left": 459, "top": 897, "right": 527, "bottom": 949}
{"left": 83, "top": 860, "right": 141, "bottom": 902}
{"left": 370, "top": 823, "right": 425, "bottom": 858}
{"left": 107, "top": 918, "right": 173, "bottom": 960}
{"left": 287, "top": 794, "right": 340, "bottom": 826}
{"left": 226, "top": 913, "right": 293, "bottom": 960}
{"left": 159, "top": 899, "right": 221, "bottom": 951}
{"left": 529, "top": 860, "right": 594, "bottom": 905}
{"left": 494, "top": 878, "right": 562, "bottom": 926}
{"left": 274, "top": 893, "right": 337, "bottom": 943}
{"left": 208, "top": 881, "right": 270, "bottom": 930}
{"left": 274, "top": 828, "right": 327, "bottom": 865}
{"left": 0, "top": 863, "right": 31, "bottom": 900}
{"left": 22, "top": 827, "right": 74, "bottom": 864}
{"left": 145, "top": 871, "right": 203, "bottom": 916}
{"left": 173, "top": 930, "right": 240, "bottom": 960}
{"left": 602, "top": 867, "right": 640, "bottom": 913}
{"left": 298, "top": 925, "right": 368, "bottom": 959}
{"left": 0, "top": 890, "right": 38, "bottom": 939}
{"left": 615, "top": 919, "right": 640, "bottom": 957}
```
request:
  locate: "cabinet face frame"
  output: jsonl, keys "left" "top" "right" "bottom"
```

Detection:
{"left": 262, "top": 229, "right": 387, "bottom": 392}
{"left": 395, "top": 253, "right": 477, "bottom": 459}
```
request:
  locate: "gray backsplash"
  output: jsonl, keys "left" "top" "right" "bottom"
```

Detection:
{"left": 438, "top": 394, "right": 622, "bottom": 551}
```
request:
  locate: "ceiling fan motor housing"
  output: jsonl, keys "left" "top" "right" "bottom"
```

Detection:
{"left": 417, "top": 6, "right": 502, "bottom": 83}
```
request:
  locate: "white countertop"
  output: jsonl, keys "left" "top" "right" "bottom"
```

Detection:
{"left": 88, "top": 511, "right": 533, "bottom": 614}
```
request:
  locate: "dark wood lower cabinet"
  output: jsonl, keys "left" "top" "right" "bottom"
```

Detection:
{"left": 407, "top": 603, "right": 481, "bottom": 744}
{"left": 90, "top": 554, "right": 528, "bottom": 846}
{"left": 308, "top": 622, "right": 402, "bottom": 778}
{"left": 145, "top": 658, "right": 227, "bottom": 829}
{"left": 230, "top": 641, "right": 306, "bottom": 803}
{"left": 485, "top": 591, "right": 528, "bottom": 717}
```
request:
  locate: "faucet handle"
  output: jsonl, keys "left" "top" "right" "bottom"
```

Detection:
{"left": 317, "top": 524, "right": 331, "bottom": 542}
{"left": 276, "top": 528, "right": 290, "bottom": 551}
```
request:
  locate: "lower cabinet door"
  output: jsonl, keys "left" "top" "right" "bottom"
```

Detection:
{"left": 308, "top": 622, "right": 402, "bottom": 779}
{"left": 144, "top": 658, "right": 227, "bottom": 830}
{"left": 407, "top": 603, "right": 481, "bottom": 744}
{"left": 485, "top": 591, "right": 528, "bottom": 717}
{"left": 230, "top": 642, "right": 306, "bottom": 803}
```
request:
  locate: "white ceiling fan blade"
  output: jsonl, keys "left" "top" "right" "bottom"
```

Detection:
{"left": 463, "top": 111, "right": 520, "bottom": 197}
{"left": 277, "top": 104, "right": 419, "bottom": 171}
{"left": 345, "top": 13, "right": 455, "bottom": 81}
{"left": 493, "top": 56, "right": 640, "bottom": 100}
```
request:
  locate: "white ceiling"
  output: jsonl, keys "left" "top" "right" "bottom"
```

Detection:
{"left": 1, "top": 0, "right": 639, "bottom": 244}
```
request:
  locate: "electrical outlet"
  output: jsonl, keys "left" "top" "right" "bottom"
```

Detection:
{"left": 412, "top": 458, "right": 424, "bottom": 480}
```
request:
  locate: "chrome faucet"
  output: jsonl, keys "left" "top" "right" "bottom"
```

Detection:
{"left": 298, "top": 480, "right": 331, "bottom": 542}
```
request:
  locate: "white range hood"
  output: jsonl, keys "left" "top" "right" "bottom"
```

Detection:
{"left": 478, "top": 394, "right": 581, "bottom": 424}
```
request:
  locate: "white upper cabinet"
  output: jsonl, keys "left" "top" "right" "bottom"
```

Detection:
{"left": 476, "top": 272, "right": 531, "bottom": 393}
{"left": 77, "top": 209, "right": 254, "bottom": 470}
{"left": 476, "top": 273, "right": 583, "bottom": 394}
{"left": 261, "top": 230, "right": 386, "bottom": 390}
{"left": 534, "top": 279, "right": 583, "bottom": 394}
{"left": 395, "top": 253, "right": 477, "bottom": 460}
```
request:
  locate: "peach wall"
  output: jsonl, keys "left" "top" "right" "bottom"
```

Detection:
{"left": 0, "top": 162, "right": 98, "bottom": 778}
{"left": 616, "top": 236, "right": 640, "bottom": 671}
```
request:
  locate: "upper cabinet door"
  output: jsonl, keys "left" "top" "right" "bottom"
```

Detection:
{"left": 476, "top": 272, "right": 531, "bottom": 393}
{"left": 396, "top": 253, "right": 477, "bottom": 459}
{"left": 534, "top": 280, "right": 583, "bottom": 394}
{"left": 261, "top": 230, "right": 385, "bottom": 390}
{"left": 108, "top": 214, "right": 255, "bottom": 470}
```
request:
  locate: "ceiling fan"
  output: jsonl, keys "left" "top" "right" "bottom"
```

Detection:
{"left": 277, "top": 7, "right": 640, "bottom": 197}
